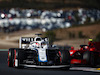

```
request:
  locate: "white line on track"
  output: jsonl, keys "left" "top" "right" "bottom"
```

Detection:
{"left": 70, "top": 67, "right": 100, "bottom": 72}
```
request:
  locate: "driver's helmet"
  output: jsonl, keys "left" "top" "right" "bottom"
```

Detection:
{"left": 89, "top": 39, "right": 93, "bottom": 42}
{"left": 88, "top": 39, "right": 94, "bottom": 47}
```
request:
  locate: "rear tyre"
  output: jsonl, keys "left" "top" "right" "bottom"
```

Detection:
{"left": 83, "top": 51, "right": 96, "bottom": 67}
{"left": 8, "top": 48, "right": 14, "bottom": 67}
{"left": 59, "top": 50, "right": 71, "bottom": 70}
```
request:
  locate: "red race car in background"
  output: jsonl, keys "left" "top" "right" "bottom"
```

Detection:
{"left": 70, "top": 39, "right": 100, "bottom": 67}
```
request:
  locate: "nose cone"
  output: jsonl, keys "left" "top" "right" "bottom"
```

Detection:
{"left": 70, "top": 50, "right": 76, "bottom": 56}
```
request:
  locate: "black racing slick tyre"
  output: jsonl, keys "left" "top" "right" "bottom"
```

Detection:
{"left": 13, "top": 49, "right": 25, "bottom": 68}
{"left": 59, "top": 50, "right": 71, "bottom": 70}
{"left": 8, "top": 48, "right": 14, "bottom": 67}
{"left": 83, "top": 51, "right": 96, "bottom": 67}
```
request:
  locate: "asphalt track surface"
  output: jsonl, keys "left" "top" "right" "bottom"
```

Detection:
{"left": 0, "top": 51, "right": 100, "bottom": 75}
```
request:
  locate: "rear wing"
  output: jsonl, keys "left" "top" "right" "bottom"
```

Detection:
{"left": 94, "top": 42, "right": 100, "bottom": 51}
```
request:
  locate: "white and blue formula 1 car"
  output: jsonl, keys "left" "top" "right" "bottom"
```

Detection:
{"left": 8, "top": 34, "right": 70, "bottom": 69}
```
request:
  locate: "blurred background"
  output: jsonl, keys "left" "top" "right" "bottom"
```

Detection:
{"left": 0, "top": 0, "right": 100, "bottom": 49}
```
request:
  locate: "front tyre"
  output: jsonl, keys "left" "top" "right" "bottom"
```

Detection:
{"left": 13, "top": 49, "right": 25, "bottom": 68}
{"left": 8, "top": 48, "right": 14, "bottom": 67}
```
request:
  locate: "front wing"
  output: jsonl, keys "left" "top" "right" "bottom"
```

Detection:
{"left": 20, "top": 64, "right": 70, "bottom": 68}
